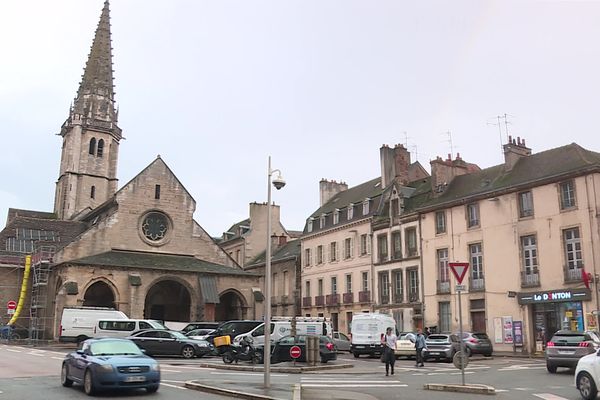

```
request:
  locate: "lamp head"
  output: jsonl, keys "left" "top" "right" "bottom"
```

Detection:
{"left": 272, "top": 175, "right": 286, "bottom": 190}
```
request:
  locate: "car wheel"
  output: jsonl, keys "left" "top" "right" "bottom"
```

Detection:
{"left": 76, "top": 335, "right": 88, "bottom": 344}
{"left": 464, "top": 347, "right": 472, "bottom": 357}
{"left": 10, "top": 332, "right": 20, "bottom": 341}
{"left": 61, "top": 363, "right": 73, "bottom": 387}
{"left": 353, "top": 352, "right": 360, "bottom": 358}
{"left": 181, "top": 345, "right": 195, "bottom": 359}
{"left": 484, "top": 353, "right": 492, "bottom": 357}
{"left": 146, "top": 384, "right": 159, "bottom": 393}
{"left": 546, "top": 363, "right": 557, "bottom": 373}
{"left": 578, "top": 372, "right": 598, "bottom": 400}
{"left": 222, "top": 352, "right": 235, "bottom": 364}
{"left": 83, "top": 369, "right": 95, "bottom": 396}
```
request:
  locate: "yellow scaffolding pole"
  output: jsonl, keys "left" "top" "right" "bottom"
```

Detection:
{"left": 8, "top": 255, "right": 31, "bottom": 326}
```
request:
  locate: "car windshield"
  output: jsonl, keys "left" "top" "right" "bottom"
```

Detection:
{"left": 89, "top": 341, "right": 142, "bottom": 356}
{"left": 400, "top": 333, "right": 415, "bottom": 341}
{"left": 427, "top": 335, "right": 449, "bottom": 342}
{"left": 352, "top": 322, "right": 379, "bottom": 333}
{"left": 551, "top": 334, "right": 587, "bottom": 344}
{"left": 473, "top": 333, "right": 489, "bottom": 340}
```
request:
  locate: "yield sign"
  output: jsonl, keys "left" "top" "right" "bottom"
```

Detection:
{"left": 449, "top": 262, "right": 469, "bottom": 284}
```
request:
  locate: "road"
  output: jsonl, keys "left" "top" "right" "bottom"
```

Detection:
{"left": 0, "top": 343, "right": 584, "bottom": 400}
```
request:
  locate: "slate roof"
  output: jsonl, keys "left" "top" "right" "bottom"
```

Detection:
{"left": 218, "top": 218, "right": 251, "bottom": 243}
{"left": 65, "top": 250, "right": 259, "bottom": 276}
{"left": 418, "top": 143, "right": 600, "bottom": 211}
{"left": 246, "top": 239, "right": 301, "bottom": 267}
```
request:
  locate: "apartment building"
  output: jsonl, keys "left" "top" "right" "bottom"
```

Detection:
{"left": 419, "top": 138, "right": 600, "bottom": 354}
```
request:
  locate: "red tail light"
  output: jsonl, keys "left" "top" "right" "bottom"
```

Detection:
{"left": 579, "top": 342, "right": 590, "bottom": 347}
{"left": 326, "top": 342, "right": 334, "bottom": 351}
{"left": 546, "top": 341, "right": 555, "bottom": 347}
{"left": 468, "top": 338, "right": 478, "bottom": 344}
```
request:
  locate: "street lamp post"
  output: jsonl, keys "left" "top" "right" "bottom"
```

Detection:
{"left": 264, "top": 156, "right": 285, "bottom": 389}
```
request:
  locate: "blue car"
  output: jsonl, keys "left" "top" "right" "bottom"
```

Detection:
{"left": 61, "top": 338, "right": 160, "bottom": 395}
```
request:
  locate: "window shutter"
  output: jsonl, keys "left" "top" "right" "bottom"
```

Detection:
{"left": 336, "top": 242, "right": 340, "bottom": 261}
{"left": 350, "top": 238, "right": 354, "bottom": 258}
{"left": 367, "top": 236, "right": 371, "bottom": 254}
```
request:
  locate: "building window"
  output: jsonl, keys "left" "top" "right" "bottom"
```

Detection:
{"left": 345, "top": 274, "right": 352, "bottom": 293}
{"left": 439, "top": 302, "right": 451, "bottom": 333}
{"left": 318, "top": 279, "right": 323, "bottom": 296}
{"left": 408, "top": 269, "right": 419, "bottom": 301}
{"left": 236, "top": 249, "right": 241, "bottom": 264}
{"left": 317, "top": 245, "right": 324, "bottom": 264}
{"left": 559, "top": 180, "right": 576, "bottom": 210}
{"left": 466, "top": 203, "right": 480, "bottom": 228}
{"left": 564, "top": 227, "right": 582, "bottom": 270}
{"left": 435, "top": 211, "right": 446, "bottom": 234}
{"left": 90, "top": 185, "right": 96, "bottom": 199}
{"left": 377, "top": 234, "right": 388, "bottom": 263}
{"left": 330, "top": 241, "right": 338, "bottom": 262}
{"left": 154, "top": 184, "right": 161, "bottom": 200}
{"left": 141, "top": 211, "right": 170, "bottom": 242}
{"left": 362, "top": 272, "right": 369, "bottom": 292}
{"left": 272, "top": 273, "right": 278, "bottom": 296}
{"left": 97, "top": 139, "right": 104, "bottom": 157}
{"left": 305, "top": 281, "right": 311, "bottom": 297}
{"left": 344, "top": 238, "right": 353, "bottom": 259}
{"left": 521, "top": 235, "right": 538, "bottom": 274}
{"left": 360, "top": 234, "right": 370, "bottom": 255}
{"left": 362, "top": 199, "right": 370, "bottom": 215}
{"left": 333, "top": 209, "right": 340, "bottom": 225}
{"left": 331, "top": 276, "right": 337, "bottom": 295}
{"left": 393, "top": 270, "right": 403, "bottom": 303}
{"left": 518, "top": 191, "right": 534, "bottom": 218}
{"left": 392, "top": 231, "right": 402, "bottom": 259}
{"left": 307, "top": 218, "right": 313, "bottom": 233}
{"left": 283, "top": 271, "right": 289, "bottom": 296}
{"left": 319, "top": 214, "right": 326, "bottom": 229}
{"left": 304, "top": 248, "right": 312, "bottom": 267}
{"left": 469, "top": 243, "right": 484, "bottom": 289}
{"left": 379, "top": 272, "right": 389, "bottom": 303}
{"left": 405, "top": 227, "right": 417, "bottom": 257}
{"left": 89, "top": 138, "right": 96, "bottom": 155}
{"left": 437, "top": 248, "right": 449, "bottom": 293}
{"left": 347, "top": 204, "right": 354, "bottom": 220}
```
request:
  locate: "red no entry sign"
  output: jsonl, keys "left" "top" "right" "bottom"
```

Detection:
{"left": 7, "top": 301, "right": 16, "bottom": 310}
{"left": 290, "top": 345, "right": 302, "bottom": 359}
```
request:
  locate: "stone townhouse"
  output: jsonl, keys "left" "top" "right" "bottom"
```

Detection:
{"left": 419, "top": 138, "right": 600, "bottom": 354}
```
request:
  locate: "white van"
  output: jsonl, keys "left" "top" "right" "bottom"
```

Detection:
{"left": 59, "top": 307, "right": 128, "bottom": 343}
{"left": 93, "top": 319, "right": 167, "bottom": 338}
{"left": 234, "top": 317, "right": 333, "bottom": 346}
{"left": 350, "top": 313, "right": 397, "bottom": 358}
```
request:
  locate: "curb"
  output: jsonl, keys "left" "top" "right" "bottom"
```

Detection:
{"left": 189, "top": 362, "right": 354, "bottom": 373}
{"left": 185, "top": 380, "right": 288, "bottom": 400}
{"left": 424, "top": 383, "right": 496, "bottom": 395}
{"left": 292, "top": 383, "right": 301, "bottom": 400}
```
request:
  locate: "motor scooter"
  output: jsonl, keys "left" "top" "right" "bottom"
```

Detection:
{"left": 222, "top": 336, "right": 262, "bottom": 364}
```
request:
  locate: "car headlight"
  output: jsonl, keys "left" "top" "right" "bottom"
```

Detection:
{"left": 150, "top": 364, "right": 160, "bottom": 372}
{"left": 97, "top": 364, "right": 114, "bottom": 373}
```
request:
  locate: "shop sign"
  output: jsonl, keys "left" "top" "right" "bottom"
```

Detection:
{"left": 513, "top": 321, "right": 523, "bottom": 347}
{"left": 517, "top": 288, "right": 591, "bottom": 305}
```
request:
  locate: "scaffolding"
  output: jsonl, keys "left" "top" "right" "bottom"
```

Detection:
{"left": 29, "top": 246, "right": 55, "bottom": 342}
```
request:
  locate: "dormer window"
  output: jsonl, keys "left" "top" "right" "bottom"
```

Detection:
{"left": 347, "top": 204, "right": 354, "bottom": 220}
{"left": 319, "top": 214, "right": 326, "bottom": 229}
{"left": 362, "top": 198, "right": 370, "bottom": 215}
{"left": 333, "top": 209, "right": 340, "bottom": 225}
{"left": 307, "top": 218, "right": 314, "bottom": 233}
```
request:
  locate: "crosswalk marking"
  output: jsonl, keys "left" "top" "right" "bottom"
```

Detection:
{"left": 302, "top": 380, "right": 402, "bottom": 384}
{"left": 533, "top": 394, "right": 570, "bottom": 400}
{"left": 302, "top": 384, "right": 408, "bottom": 388}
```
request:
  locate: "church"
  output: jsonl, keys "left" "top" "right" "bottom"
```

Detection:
{"left": 0, "top": 1, "right": 263, "bottom": 340}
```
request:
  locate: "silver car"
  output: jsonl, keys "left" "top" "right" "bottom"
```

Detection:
{"left": 332, "top": 331, "right": 351, "bottom": 352}
{"left": 545, "top": 330, "right": 600, "bottom": 373}
{"left": 423, "top": 334, "right": 461, "bottom": 362}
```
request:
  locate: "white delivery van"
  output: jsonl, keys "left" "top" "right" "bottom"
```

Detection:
{"left": 59, "top": 307, "right": 128, "bottom": 343}
{"left": 93, "top": 319, "right": 167, "bottom": 338}
{"left": 234, "top": 316, "right": 333, "bottom": 346}
{"left": 350, "top": 313, "right": 397, "bottom": 358}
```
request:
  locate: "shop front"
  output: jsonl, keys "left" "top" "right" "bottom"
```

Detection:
{"left": 518, "top": 288, "right": 592, "bottom": 353}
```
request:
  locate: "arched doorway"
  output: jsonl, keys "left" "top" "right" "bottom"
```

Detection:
{"left": 83, "top": 281, "right": 115, "bottom": 308}
{"left": 145, "top": 280, "right": 191, "bottom": 322}
{"left": 215, "top": 290, "right": 246, "bottom": 321}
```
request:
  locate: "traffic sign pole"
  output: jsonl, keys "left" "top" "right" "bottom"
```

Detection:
{"left": 458, "top": 287, "right": 465, "bottom": 386}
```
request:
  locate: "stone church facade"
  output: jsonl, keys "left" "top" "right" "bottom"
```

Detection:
{"left": 0, "top": 1, "right": 263, "bottom": 340}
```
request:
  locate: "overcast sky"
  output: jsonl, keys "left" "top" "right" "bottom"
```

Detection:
{"left": 1, "top": 0, "right": 599, "bottom": 237}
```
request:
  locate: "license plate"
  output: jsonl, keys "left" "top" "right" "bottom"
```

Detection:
{"left": 428, "top": 352, "right": 440, "bottom": 355}
{"left": 355, "top": 346, "right": 364, "bottom": 349}
{"left": 124, "top": 376, "right": 146, "bottom": 383}
{"left": 558, "top": 350, "right": 574, "bottom": 355}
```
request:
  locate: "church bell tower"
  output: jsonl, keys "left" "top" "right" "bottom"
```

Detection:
{"left": 54, "top": 0, "right": 122, "bottom": 220}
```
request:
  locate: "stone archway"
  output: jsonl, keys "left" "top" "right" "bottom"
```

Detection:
{"left": 83, "top": 280, "right": 116, "bottom": 308}
{"left": 144, "top": 280, "right": 191, "bottom": 322}
{"left": 215, "top": 290, "right": 247, "bottom": 321}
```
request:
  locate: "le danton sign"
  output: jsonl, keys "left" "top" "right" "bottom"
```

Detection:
{"left": 517, "top": 288, "right": 591, "bottom": 305}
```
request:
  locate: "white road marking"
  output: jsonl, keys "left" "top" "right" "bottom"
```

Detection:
{"left": 52, "top": 357, "right": 64, "bottom": 360}
{"left": 302, "top": 384, "right": 408, "bottom": 388}
{"left": 6, "top": 349, "right": 21, "bottom": 353}
{"left": 160, "top": 382, "right": 187, "bottom": 390}
{"left": 210, "top": 371, "right": 289, "bottom": 377}
{"left": 495, "top": 389, "right": 509, "bottom": 392}
{"left": 160, "top": 368, "right": 182, "bottom": 373}
{"left": 162, "top": 379, "right": 187, "bottom": 383}
{"left": 27, "top": 353, "right": 45, "bottom": 357}
{"left": 302, "top": 380, "right": 403, "bottom": 383}
{"left": 533, "top": 394, "right": 570, "bottom": 400}
{"left": 514, "top": 387, "right": 534, "bottom": 391}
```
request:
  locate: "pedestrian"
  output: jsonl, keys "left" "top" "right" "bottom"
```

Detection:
{"left": 382, "top": 327, "right": 397, "bottom": 376}
{"left": 415, "top": 327, "right": 427, "bottom": 368}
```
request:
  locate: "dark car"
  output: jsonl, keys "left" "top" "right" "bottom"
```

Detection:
{"left": 127, "top": 329, "right": 213, "bottom": 359}
{"left": 61, "top": 338, "right": 160, "bottom": 395}
{"left": 181, "top": 322, "right": 220, "bottom": 334}
{"left": 545, "top": 330, "right": 600, "bottom": 373}
{"left": 186, "top": 328, "right": 216, "bottom": 340}
{"left": 205, "top": 320, "right": 262, "bottom": 345}
{"left": 423, "top": 334, "right": 461, "bottom": 362}
{"left": 271, "top": 335, "right": 337, "bottom": 364}
{"left": 459, "top": 332, "right": 493, "bottom": 357}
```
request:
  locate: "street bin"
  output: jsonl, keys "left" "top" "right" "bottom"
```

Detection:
{"left": 306, "top": 335, "right": 319, "bottom": 366}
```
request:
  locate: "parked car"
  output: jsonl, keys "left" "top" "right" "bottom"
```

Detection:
{"left": 271, "top": 335, "right": 337, "bottom": 364}
{"left": 458, "top": 332, "right": 493, "bottom": 357}
{"left": 332, "top": 331, "right": 351, "bottom": 352}
{"left": 61, "top": 338, "right": 160, "bottom": 395}
{"left": 127, "top": 329, "right": 213, "bottom": 359}
{"left": 395, "top": 332, "right": 416, "bottom": 359}
{"left": 205, "top": 320, "right": 262, "bottom": 345}
{"left": 545, "top": 330, "right": 600, "bottom": 373}
{"left": 575, "top": 348, "right": 600, "bottom": 399}
{"left": 423, "top": 334, "right": 461, "bottom": 362}
{"left": 186, "top": 328, "right": 216, "bottom": 341}
{"left": 180, "top": 322, "right": 220, "bottom": 334}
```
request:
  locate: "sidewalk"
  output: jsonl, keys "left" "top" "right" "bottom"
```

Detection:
{"left": 186, "top": 379, "right": 299, "bottom": 400}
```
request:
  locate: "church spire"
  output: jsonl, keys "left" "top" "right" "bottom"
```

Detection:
{"left": 72, "top": 0, "right": 117, "bottom": 123}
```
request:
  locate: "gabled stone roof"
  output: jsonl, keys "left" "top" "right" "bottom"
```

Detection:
{"left": 66, "top": 250, "right": 258, "bottom": 276}
{"left": 246, "top": 239, "right": 301, "bottom": 267}
{"left": 218, "top": 218, "right": 251, "bottom": 243}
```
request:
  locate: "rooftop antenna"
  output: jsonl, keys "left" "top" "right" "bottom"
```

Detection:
{"left": 445, "top": 130, "right": 454, "bottom": 159}
{"left": 402, "top": 131, "right": 409, "bottom": 148}
{"left": 411, "top": 145, "right": 419, "bottom": 163}
{"left": 487, "top": 113, "right": 513, "bottom": 156}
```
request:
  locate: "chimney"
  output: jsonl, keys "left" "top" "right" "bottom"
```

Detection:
{"left": 430, "top": 153, "right": 476, "bottom": 196}
{"left": 271, "top": 234, "right": 287, "bottom": 251}
{"left": 503, "top": 135, "right": 532, "bottom": 171}
{"left": 319, "top": 179, "right": 348, "bottom": 206}
{"left": 249, "top": 201, "right": 281, "bottom": 231}
{"left": 380, "top": 143, "right": 411, "bottom": 187}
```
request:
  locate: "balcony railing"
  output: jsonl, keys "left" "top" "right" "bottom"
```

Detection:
{"left": 392, "top": 292, "right": 403, "bottom": 304}
{"left": 408, "top": 292, "right": 419, "bottom": 302}
{"left": 302, "top": 297, "right": 312, "bottom": 307}
{"left": 380, "top": 294, "right": 390, "bottom": 305}
{"left": 358, "top": 291, "right": 371, "bottom": 303}
{"left": 315, "top": 295, "right": 325, "bottom": 307}
{"left": 437, "top": 280, "right": 450, "bottom": 294}
{"left": 470, "top": 276, "right": 485, "bottom": 292}
{"left": 564, "top": 267, "right": 583, "bottom": 282}
{"left": 343, "top": 292, "right": 354, "bottom": 304}
{"left": 521, "top": 270, "right": 540, "bottom": 288}
{"left": 326, "top": 294, "right": 340, "bottom": 306}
